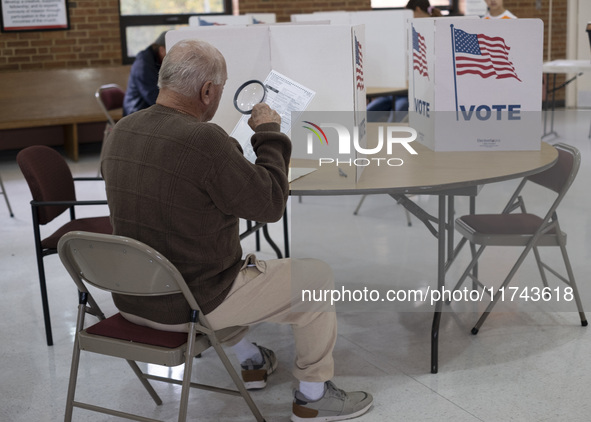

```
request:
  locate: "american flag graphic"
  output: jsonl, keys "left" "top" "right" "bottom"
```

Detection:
{"left": 453, "top": 28, "right": 521, "bottom": 81}
{"left": 413, "top": 27, "right": 428, "bottom": 78}
{"left": 355, "top": 36, "right": 364, "bottom": 91}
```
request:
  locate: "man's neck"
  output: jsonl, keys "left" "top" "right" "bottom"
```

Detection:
{"left": 156, "top": 90, "right": 205, "bottom": 121}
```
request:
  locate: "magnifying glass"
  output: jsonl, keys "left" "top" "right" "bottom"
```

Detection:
{"left": 233, "top": 80, "right": 267, "bottom": 114}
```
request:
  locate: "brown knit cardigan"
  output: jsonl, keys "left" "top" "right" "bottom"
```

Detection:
{"left": 101, "top": 104, "right": 291, "bottom": 323}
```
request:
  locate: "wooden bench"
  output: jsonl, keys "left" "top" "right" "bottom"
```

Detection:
{"left": 0, "top": 66, "right": 131, "bottom": 161}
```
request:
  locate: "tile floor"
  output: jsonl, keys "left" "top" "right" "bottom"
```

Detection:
{"left": 0, "top": 109, "right": 590, "bottom": 421}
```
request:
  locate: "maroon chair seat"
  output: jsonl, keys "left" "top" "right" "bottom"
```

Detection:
{"left": 86, "top": 313, "right": 187, "bottom": 348}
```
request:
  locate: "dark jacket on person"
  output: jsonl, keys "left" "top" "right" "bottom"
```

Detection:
{"left": 122, "top": 46, "right": 161, "bottom": 116}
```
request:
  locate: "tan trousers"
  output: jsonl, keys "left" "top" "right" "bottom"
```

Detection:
{"left": 207, "top": 254, "right": 337, "bottom": 382}
{"left": 122, "top": 254, "right": 337, "bottom": 383}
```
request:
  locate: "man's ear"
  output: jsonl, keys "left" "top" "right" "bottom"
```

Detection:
{"left": 201, "top": 81, "right": 214, "bottom": 105}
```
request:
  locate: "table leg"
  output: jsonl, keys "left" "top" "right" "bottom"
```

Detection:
{"left": 447, "top": 195, "right": 455, "bottom": 263}
{"left": 550, "top": 73, "right": 557, "bottom": 136}
{"left": 431, "top": 194, "right": 446, "bottom": 374}
{"left": 283, "top": 208, "right": 290, "bottom": 258}
{"left": 542, "top": 74, "right": 558, "bottom": 139}
{"left": 63, "top": 123, "right": 79, "bottom": 161}
{"left": 542, "top": 72, "right": 583, "bottom": 139}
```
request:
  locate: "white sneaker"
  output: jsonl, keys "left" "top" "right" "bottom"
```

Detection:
{"left": 291, "top": 381, "right": 373, "bottom": 421}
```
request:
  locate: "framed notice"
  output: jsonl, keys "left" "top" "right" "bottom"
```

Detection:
{"left": 1, "top": 0, "right": 69, "bottom": 32}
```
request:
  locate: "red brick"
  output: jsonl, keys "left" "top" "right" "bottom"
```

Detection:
{"left": 15, "top": 48, "right": 37, "bottom": 55}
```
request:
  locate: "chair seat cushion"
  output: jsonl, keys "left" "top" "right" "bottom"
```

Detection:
{"left": 456, "top": 213, "right": 563, "bottom": 247}
{"left": 41, "top": 216, "right": 112, "bottom": 249}
{"left": 86, "top": 313, "right": 188, "bottom": 348}
{"left": 458, "top": 213, "right": 549, "bottom": 235}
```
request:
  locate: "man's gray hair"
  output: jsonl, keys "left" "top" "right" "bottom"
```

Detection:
{"left": 158, "top": 39, "right": 226, "bottom": 97}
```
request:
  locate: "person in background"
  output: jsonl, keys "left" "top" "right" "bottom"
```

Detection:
{"left": 122, "top": 31, "right": 167, "bottom": 116}
{"left": 367, "top": 0, "right": 442, "bottom": 122}
{"left": 406, "top": 0, "right": 443, "bottom": 18}
{"left": 102, "top": 39, "right": 373, "bottom": 422}
{"left": 483, "top": 0, "right": 517, "bottom": 19}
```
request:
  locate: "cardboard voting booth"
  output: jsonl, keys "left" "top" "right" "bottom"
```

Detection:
{"left": 246, "top": 13, "right": 276, "bottom": 24}
{"left": 188, "top": 14, "right": 276, "bottom": 26}
{"left": 291, "top": 10, "right": 412, "bottom": 88}
{"left": 166, "top": 25, "right": 367, "bottom": 179}
{"left": 408, "top": 18, "right": 543, "bottom": 151}
{"left": 189, "top": 15, "right": 251, "bottom": 26}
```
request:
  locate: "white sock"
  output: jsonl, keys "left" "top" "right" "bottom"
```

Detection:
{"left": 231, "top": 338, "right": 263, "bottom": 365}
{"left": 299, "top": 381, "right": 325, "bottom": 401}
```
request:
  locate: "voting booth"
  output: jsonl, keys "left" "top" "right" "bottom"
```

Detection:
{"left": 189, "top": 15, "right": 252, "bottom": 26}
{"left": 188, "top": 14, "right": 276, "bottom": 26}
{"left": 247, "top": 13, "right": 276, "bottom": 24}
{"left": 291, "top": 10, "right": 412, "bottom": 88}
{"left": 166, "top": 24, "right": 367, "bottom": 177}
{"left": 408, "top": 18, "right": 544, "bottom": 151}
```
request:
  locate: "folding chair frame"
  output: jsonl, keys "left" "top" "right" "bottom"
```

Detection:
{"left": 450, "top": 143, "right": 587, "bottom": 334}
{"left": 0, "top": 172, "right": 14, "bottom": 217}
{"left": 95, "top": 84, "right": 125, "bottom": 176}
{"left": 58, "top": 231, "right": 265, "bottom": 422}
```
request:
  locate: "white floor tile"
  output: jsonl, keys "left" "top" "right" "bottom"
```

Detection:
{"left": 1, "top": 109, "right": 590, "bottom": 421}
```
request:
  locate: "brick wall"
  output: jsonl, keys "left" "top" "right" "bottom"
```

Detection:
{"left": 505, "top": 0, "right": 566, "bottom": 62}
{"left": 504, "top": 0, "right": 567, "bottom": 101}
{"left": 0, "top": 0, "right": 570, "bottom": 73}
{"left": 237, "top": 0, "right": 372, "bottom": 23}
{"left": 0, "top": 0, "right": 121, "bottom": 72}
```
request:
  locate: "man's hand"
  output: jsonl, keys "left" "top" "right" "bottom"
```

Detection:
{"left": 248, "top": 103, "right": 281, "bottom": 130}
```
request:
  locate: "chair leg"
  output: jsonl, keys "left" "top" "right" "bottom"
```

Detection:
{"left": 178, "top": 325, "right": 198, "bottom": 422}
{"left": 125, "top": 360, "right": 163, "bottom": 406}
{"left": 404, "top": 208, "right": 412, "bottom": 226}
{"left": 353, "top": 194, "right": 367, "bottom": 215}
{"left": 558, "top": 243, "right": 587, "bottom": 326}
{"left": 469, "top": 241, "right": 479, "bottom": 291}
{"left": 64, "top": 340, "right": 80, "bottom": 422}
{"left": 0, "top": 173, "right": 14, "bottom": 217}
{"left": 37, "top": 253, "right": 54, "bottom": 346}
{"left": 472, "top": 245, "right": 534, "bottom": 334}
{"left": 209, "top": 336, "right": 265, "bottom": 422}
{"left": 451, "top": 244, "right": 487, "bottom": 293}
{"left": 65, "top": 304, "right": 86, "bottom": 422}
{"left": 32, "top": 208, "right": 53, "bottom": 345}
{"left": 532, "top": 246, "right": 550, "bottom": 288}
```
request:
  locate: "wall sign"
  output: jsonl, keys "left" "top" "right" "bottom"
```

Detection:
{"left": 1, "top": 0, "right": 69, "bottom": 32}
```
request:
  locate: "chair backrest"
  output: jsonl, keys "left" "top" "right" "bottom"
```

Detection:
{"left": 95, "top": 84, "right": 125, "bottom": 126}
{"left": 16, "top": 145, "right": 76, "bottom": 225}
{"left": 527, "top": 143, "right": 580, "bottom": 196}
{"left": 58, "top": 231, "right": 200, "bottom": 311}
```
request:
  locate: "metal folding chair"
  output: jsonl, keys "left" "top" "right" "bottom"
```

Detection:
{"left": 58, "top": 231, "right": 265, "bottom": 422}
{"left": 450, "top": 143, "right": 587, "bottom": 334}
{"left": 95, "top": 84, "right": 125, "bottom": 175}
{"left": 0, "top": 171, "right": 14, "bottom": 217}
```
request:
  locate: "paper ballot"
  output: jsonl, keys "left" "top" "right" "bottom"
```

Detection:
{"left": 231, "top": 70, "right": 315, "bottom": 162}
